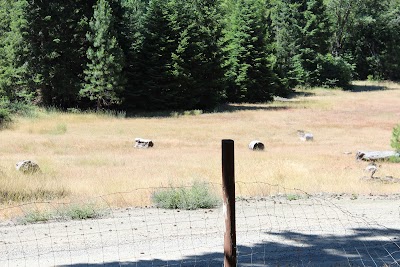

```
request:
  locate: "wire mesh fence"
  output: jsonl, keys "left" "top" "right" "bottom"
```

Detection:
{"left": 1, "top": 182, "right": 400, "bottom": 266}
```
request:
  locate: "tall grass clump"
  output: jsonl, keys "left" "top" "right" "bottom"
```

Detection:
{"left": 389, "top": 124, "right": 400, "bottom": 163}
{"left": 391, "top": 124, "right": 400, "bottom": 152}
{"left": 49, "top": 123, "right": 67, "bottom": 135}
{"left": 57, "top": 204, "right": 103, "bottom": 220}
{"left": 152, "top": 181, "right": 220, "bottom": 210}
{"left": 18, "top": 204, "right": 104, "bottom": 224}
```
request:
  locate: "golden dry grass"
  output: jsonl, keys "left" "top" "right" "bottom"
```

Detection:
{"left": 1, "top": 81, "right": 400, "bottom": 210}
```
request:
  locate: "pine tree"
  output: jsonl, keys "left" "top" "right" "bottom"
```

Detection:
{"left": 25, "top": 0, "right": 96, "bottom": 107}
{"left": 81, "top": 0, "right": 125, "bottom": 109}
{"left": 270, "top": 0, "right": 300, "bottom": 92}
{"left": 138, "top": 0, "right": 176, "bottom": 110}
{"left": 0, "top": 0, "right": 30, "bottom": 101}
{"left": 293, "top": 0, "right": 332, "bottom": 86}
{"left": 169, "top": 0, "right": 226, "bottom": 109}
{"left": 225, "top": 0, "right": 277, "bottom": 103}
{"left": 120, "top": 0, "right": 147, "bottom": 110}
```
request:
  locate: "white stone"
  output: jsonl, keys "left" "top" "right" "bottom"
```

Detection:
{"left": 16, "top": 160, "right": 41, "bottom": 174}
{"left": 300, "top": 133, "right": 313, "bottom": 141}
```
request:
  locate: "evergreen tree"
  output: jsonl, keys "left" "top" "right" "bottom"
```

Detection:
{"left": 120, "top": 0, "right": 147, "bottom": 110}
{"left": 81, "top": 0, "right": 125, "bottom": 109}
{"left": 25, "top": 0, "right": 96, "bottom": 107}
{"left": 270, "top": 0, "right": 301, "bottom": 92}
{"left": 0, "top": 0, "right": 30, "bottom": 102}
{"left": 225, "top": 0, "right": 277, "bottom": 103}
{"left": 169, "top": 0, "right": 226, "bottom": 109}
{"left": 293, "top": 0, "right": 332, "bottom": 86}
{"left": 138, "top": 0, "right": 176, "bottom": 110}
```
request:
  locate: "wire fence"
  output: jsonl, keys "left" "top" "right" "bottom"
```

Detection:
{"left": 1, "top": 182, "right": 400, "bottom": 266}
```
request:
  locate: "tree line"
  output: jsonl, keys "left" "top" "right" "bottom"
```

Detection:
{"left": 0, "top": 0, "right": 399, "bottom": 112}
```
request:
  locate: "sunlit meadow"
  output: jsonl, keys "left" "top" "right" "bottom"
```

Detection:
{"left": 1, "top": 81, "right": 399, "bottom": 210}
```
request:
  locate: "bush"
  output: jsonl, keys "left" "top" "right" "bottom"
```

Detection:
{"left": 152, "top": 181, "right": 220, "bottom": 210}
{"left": 18, "top": 204, "right": 103, "bottom": 224}
{"left": 58, "top": 204, "right": 101, "bottom": 220}
{"left": 318, "top": 54, "right": 354, "bottom": 88}
{"left": 19, "top": 210, "right": 53, "bottom": 224}
{"left": 391, "top": 124, "right": 400, "bottom": 152}
{"left": 0, "top": 95, "right": 37, "bottom": 127}
{"left": 0, "top": 108, "right": 11, "bottom": 127}
{"left": 388, "top": 156, "right": 400, "bottom": 163}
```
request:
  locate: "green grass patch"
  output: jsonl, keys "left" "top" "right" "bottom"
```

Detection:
{"left": 50, "top": 123, "right": 67, "bottom": 135}
{"left": 152, "top": 181, "right": 220, "bottom": 210}
{"left": 391, "top": 124, "right": 400, "bottom": 153}
{"left": 388, "top": 156, "right": 400, "bottom": 163}
{"left": 58, "top": 204, "right": 101, "bottom": 220}
{"left": 286, "top": 194, "right": 302, "bottom": 201}
{"left": 18, "top": 203, "right": 104, "bottom": 224}
{"left": 20, "top": 210, "right": 53, "bottom": 224}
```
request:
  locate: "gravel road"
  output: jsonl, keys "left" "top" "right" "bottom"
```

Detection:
{"left": 1, "top": 195, "right": 400, "bottom": 267}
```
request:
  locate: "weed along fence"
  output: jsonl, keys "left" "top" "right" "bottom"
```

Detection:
{"left": 1, "top": 141, "right": 400, "bottom": 266}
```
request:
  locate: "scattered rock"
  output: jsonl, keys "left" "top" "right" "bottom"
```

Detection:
{"left": 15, "top": 160, "right": 41, "bottom": 174}
{"left": 297, "top": 130, "right": 313, "bottom": 141}
{"left": 356, "top": 151, "right": 400, "bottom": 161}
{"left": 360, "top": 176, "right": 400, "bottom": 183}
{"left": 365, "top": 162, "right": 379, "bottom": 178}
{"left": 248, "top": 140, "right": 264, "bottom": 151}
{"left": 134, "top": 138, "right": 154, "bottom": 149}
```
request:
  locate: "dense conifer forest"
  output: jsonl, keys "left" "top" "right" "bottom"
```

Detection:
{"left": 0, "top": 0, "right": 399, "bottom": 115}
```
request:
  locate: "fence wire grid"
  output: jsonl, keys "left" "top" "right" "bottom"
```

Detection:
{"left": 1, "top": 182, "right": 400, "bottom": 267}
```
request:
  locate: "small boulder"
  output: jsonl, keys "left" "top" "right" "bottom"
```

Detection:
{"left": 134, "top": 138, "right": 154, "bottom": 148}
{"left": 248, "top": 140, "right": 265, "bottom": 151}
{"left": 16, "top": 160, "right": 41, "bottom": 174}
{"left": 297, "top": 130, "right": 313, "bottom": 141}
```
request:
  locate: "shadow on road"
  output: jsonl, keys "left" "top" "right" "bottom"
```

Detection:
{"left": 63, "top": 227, "right": 400, "bottom": 267}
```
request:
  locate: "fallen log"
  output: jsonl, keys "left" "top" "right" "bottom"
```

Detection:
{"left": 134, "top": 138, "right": 154, "bottom": 148}
{"left": 248, "top": 140, "right": 265, "bottom": 151}
{"left": 360, "top": 176, "right": 400, "bottom": 183}
{"left": 356, "top": 151, "right": 400, "bottom": 161}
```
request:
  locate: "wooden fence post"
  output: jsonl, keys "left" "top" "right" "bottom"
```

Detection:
{"left": 222, "top": 139, "right": 237, "bottom": 267}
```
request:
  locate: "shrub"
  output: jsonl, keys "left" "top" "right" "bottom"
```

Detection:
{"left": 388, "top": 156, "right": 400, "bottom": 163}
{"left": 58, "top": 204, "right": 102, "bottom": 220}
{"left": 18, "top": 204, "right": 103, "bottom": 224}
{"left": 0, "top": 97, "right": 11, "bottom": 127}
{"left": 391, "top": 124, "right": 400, "bottom": 152}
{"left": 49, "top": 123, "right": 67, "bottom": 135}
{"left": 318, "top": 54, "right": 354, "bottom": 88}
{"left": 286, "top": 194, "right": 301, "bottom": 201}
{"left": 0, "top": 95, "right": 37, "bottom": 127}
{"left": 0, "top": 108, "right": 11, "bottom": 127}
{"left": 19, "top": 210, "right": 52, "bottom": 224}
{"left": 152, "top": 181, "right": 220, "bottom": 210}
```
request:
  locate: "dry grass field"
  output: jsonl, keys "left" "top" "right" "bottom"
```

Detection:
{"left": 1, "top": 81, "right": 400, "bottom": 209}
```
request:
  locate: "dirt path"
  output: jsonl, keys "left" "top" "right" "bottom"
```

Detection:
{"left": 1, "top": 195, "right": 400, "bottom": 266}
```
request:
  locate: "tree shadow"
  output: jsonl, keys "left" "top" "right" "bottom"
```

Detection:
{"left": 62, "top": 227, "right": 400, "bottom": 266}
{"left": 125, "top": 104, "right": 290, "bottom": 118}
{"left": 213, "top": 103, "right": 290, "bottom": 113}
{"left": 346, "top": 84, "right": 388, "bottom": 92}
